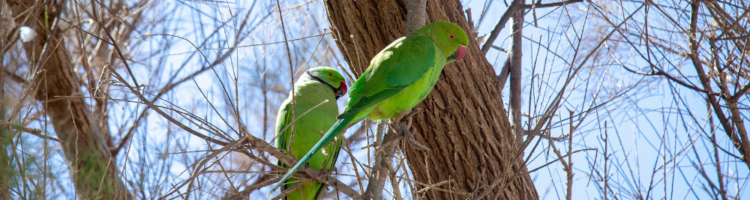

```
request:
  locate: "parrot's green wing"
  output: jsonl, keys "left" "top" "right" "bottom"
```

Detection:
{"left": 337, "top": 88, "right": 404, "bottom": 119}
{"left": 275, "top": 100, "right": 293, "bottom": 153}
{"left": 338, "top": 36, "right": 437, "bottom": 119}
{"left": 274, "top": 101, "right": 294, "bottom": 190}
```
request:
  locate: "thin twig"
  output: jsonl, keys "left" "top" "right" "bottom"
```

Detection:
{"left": 0, "top": 120, "right": 59, "bottom": 142}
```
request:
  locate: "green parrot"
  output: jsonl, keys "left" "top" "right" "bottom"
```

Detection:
{"left": 271, "top": 20, "right": 468, "bottom": 193}
{"left": 274, "top": 67, "right": 348, "bottom": 200}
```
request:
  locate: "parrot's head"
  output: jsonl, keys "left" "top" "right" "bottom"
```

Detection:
{"left": 306, "top": 67, "right": 348, "bottom": 100}
{"left": 422, "top": 20, "right": 469, "bottom": 63}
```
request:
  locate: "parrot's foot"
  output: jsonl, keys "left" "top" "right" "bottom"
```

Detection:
{"left": 397, "top": 120, "right": 430, "bottom": 151}
{"left": 394, "top": 108, "right": 421, "bottom": 123}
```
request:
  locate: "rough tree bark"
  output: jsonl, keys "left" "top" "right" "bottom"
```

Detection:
{"left": 324, "top": 0, "right": 538, "bottom": 199}
{"left": 7, "top": 1, "right": 132, "bottom": 199}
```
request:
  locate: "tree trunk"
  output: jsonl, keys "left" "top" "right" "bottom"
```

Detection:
{"left": 324, "top": 0, "right": 538, "bottom": 199}
{"left": 8, "top": 1, "right": 132, "bottom": 199}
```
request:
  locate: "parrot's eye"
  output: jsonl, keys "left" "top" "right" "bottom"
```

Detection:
{"left": 328, "top": 72, "right": 333, "bottom": 77}
{"left": 449, "top": 33, "right": 455, "bottom": 40}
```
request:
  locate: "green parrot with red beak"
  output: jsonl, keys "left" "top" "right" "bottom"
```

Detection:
{"left": 271, "top": 20, "right": 469, "bottom": 196}
{"left": 274, "top": 67, "right": 347, "bottom": 200}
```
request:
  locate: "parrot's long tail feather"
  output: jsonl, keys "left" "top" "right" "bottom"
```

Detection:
{"left": 269, "top": 115, "right": 354, "bottom": 195}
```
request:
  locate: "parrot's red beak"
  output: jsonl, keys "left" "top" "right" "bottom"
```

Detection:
{"left": 455, "top": 45, "right": 467, "bottom": 61}
{"left": 335, "top": 81, "right": 347, "bottom": 100}
{"left": 449, "top": 45, "right": 467, "bottom": 62}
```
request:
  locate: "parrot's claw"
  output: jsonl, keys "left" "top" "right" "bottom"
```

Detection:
{"left": 394, "top": 111, "right": 408, "bottom": 123}
{"left": 404, "top": 108, "right": 421, "bottom": 121}
{"left": 398, "top": 121, "right": 430, "bottom": 151}
{"left": 406, "top": 137, "right": 430, "bottom": 151}
{"left": 395, "top": 108, "right": 421, "bottom": 123}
